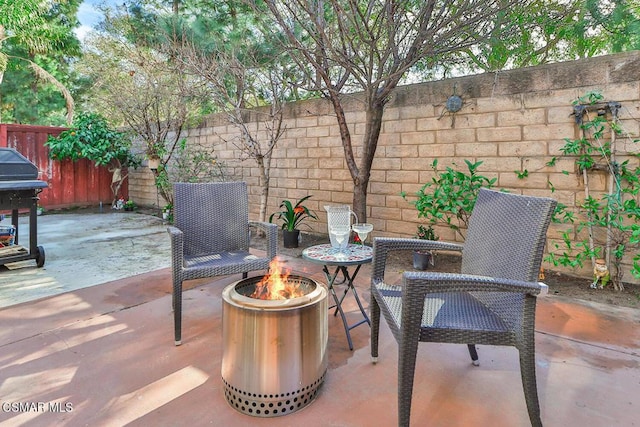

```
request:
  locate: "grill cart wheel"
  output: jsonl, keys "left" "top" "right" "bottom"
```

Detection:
{"left": 36, "top": 246, "right": 45, "bottom": 267}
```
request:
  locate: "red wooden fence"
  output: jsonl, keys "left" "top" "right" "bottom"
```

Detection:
{"left": 0, "top": 124, "right": 128, "bottom": 209}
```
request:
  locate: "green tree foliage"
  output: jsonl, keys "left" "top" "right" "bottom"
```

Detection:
{"left": 0, "top": 0, "right": 63, "bottom": 57}
{"left": 171, "top": 0, "right": 302, "bottom": 222}
{"left": 588, "top": 0, "right": 640, "bottom": 53}
{"left": 457, "top": 0, "right": 640, "bottom": 73}
{"left": 0, "top": 0, "right": 82, "bottom": 124}
{"left": 76, "top": 2, "right": 219, "bottom": 206}
{"left": 46, "top": 112, "right": 133, "bottom": 166}
{"left": 87, "top": 0, "right": 295, "bottom": 217}
{"left": 1, "top": 44, "right": 83, "bottom": 125}
{"left": 88, "top": 0, "right": 640, "bottom": 217}
{"left": 45, "top": 112, "right": 140, "bottom": 205}
{"left": 260, "top": 0, "right": 537, "bottom": 223}
{"left": 456, "top": 1, "right": 581, "bottom": 72}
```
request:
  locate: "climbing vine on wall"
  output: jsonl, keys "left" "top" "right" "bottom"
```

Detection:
{"left": 545, "top": 92, "right": 640, "bottom": 290}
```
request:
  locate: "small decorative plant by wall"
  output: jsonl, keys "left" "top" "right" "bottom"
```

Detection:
{"left": 545, "top": 92, "right": 640, "bottom": 290}
{"left": 402, "top": 159, "right": 496, "bottom": 242}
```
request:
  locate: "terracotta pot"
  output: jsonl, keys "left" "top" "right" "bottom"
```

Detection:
{"left": 283, "top": 229, "right": 300, "bottom": 248}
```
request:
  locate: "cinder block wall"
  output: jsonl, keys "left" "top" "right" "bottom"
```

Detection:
{"left": 129, "top": 51, "right": 640, "bottom": 280}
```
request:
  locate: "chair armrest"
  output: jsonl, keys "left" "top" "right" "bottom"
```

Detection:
{"left": 167, "top": 225, "right": 183, "bottom": 240}
{"left": 401, "top": 271, "right": 546, "bottom": 296}
{"left": 372, "top": 237, "right": 463, "bottom": 283}
{"left": 394, "top": 272, "right": 545, "bottom": 332}
{"left": 167, "top": 226, "right": 184, "bottom": 267}
{"left": 538, "top": 282, "right": 549, "bottom": 296}
{"left": 249, "top": 221, "right": 278, "bottom": 260}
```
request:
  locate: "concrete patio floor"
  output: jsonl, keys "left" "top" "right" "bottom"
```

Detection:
{"left": 0, "top": 214, "right": 639, "bottom": 426}
{"left": 0, "top": 211, "right": 169, "bottom": 308}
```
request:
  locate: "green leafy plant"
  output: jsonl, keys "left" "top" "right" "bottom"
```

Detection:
{"left": 545, "top": 92, "right": 640, "bottom": 290}
{"left": 413, "top": 224, "right": 439, "bottom": 263}
{"left": 45, "top": 112, "right": 141, "bottom": 207}
{"left": 402, "top": 159, "right": 496, "bottom": 240}
{"left": 162, "top": 203, "right": 174, "bottom": 223}
{"left": 269, "top": 195, "right": 317, "bottom": 231}
{"left": 415, "top": 224, "right": 438, "bottom": 241}
{"left": 46, "top": 112, "right": 135, "bottom": 166}
{"left": 153, "top": 138, "right": 227, "bottom": 209}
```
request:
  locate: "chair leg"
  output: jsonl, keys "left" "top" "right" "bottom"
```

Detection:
{"left": 398, "top": 331, "right": 420, "bottom": 427}
{"left": 467, "top": 344, "right": 480, "bottom": 366}
{"left": 173, "top": 277, "right": 183, "bottom": 346}
{"left": 520, "top": 347, "right": 543, "bottom": 427}
{"left": 370, "top": 295, "right": 380, "bottom": 362}
{"left": 520, "top": 297, "right": 543, "bottom": 426}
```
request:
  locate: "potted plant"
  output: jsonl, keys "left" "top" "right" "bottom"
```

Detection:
{"left": 162, "top": 203, "right": 173, "bottom": 222}
{"left": 124, "top": 200, "right": 136, "bottom": 211}
{"left": 413, "top": 224, "right": 438, "bottom": 270}
{"left": 269, "top": 195, "right": 317, "bottom": 248}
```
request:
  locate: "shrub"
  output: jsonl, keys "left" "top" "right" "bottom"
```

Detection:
{"left": 402, "top": 159, "right": 496, "bottom": 241}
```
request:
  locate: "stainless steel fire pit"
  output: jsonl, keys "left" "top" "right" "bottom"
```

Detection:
{"left": 221, "top": 275, "right": 328, "bottom": 417}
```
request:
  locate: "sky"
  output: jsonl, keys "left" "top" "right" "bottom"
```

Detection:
{"left": 75, "top": 0, "right": 117, "bottom": 40}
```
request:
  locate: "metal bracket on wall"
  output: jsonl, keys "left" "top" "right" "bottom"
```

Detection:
{"left": 572, "top": 101, "right": 621, "bottom": 124}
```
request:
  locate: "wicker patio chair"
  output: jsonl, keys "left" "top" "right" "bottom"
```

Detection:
{"left": 167, "top": 182, "right": 277, "bottom": 345}
{"left": 370, "top": 188, "right": 557, "bottom": 427}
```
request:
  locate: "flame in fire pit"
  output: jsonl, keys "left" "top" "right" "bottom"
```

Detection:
{"left": 250, "top": 258, "right": 304, "bottom": 300}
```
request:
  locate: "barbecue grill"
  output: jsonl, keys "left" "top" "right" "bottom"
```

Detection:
{"left": 0, "top": 148, "right": 47, "bottom": 267}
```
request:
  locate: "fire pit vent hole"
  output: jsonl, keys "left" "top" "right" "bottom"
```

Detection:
{"left": 223, "top": 373, "right": 326, "bottom": 417}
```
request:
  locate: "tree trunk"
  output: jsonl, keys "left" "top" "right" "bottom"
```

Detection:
{"left": 257, "top": 154, "right": 270, "bottom": 237}
{"left": 354, "top": 103, "right": 385, "bottom": 222}
{"left": 109, "top": 160, "right": 124, "bottom": 207}
{"left": 153, "top": 168, "right": 173, "bottom": 209}
{"left": 337, "top": 98, "right": 385, "bottom": 223}
{"left": 352, "top": 182, "right": 367, "bottom": 224}
{"left": 325, "top": 88, "right": 386, "bottom": 223}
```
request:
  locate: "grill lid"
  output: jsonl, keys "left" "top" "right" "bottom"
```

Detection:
{"left": 0, "top": 148, "right": 39, "bottom": 181}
